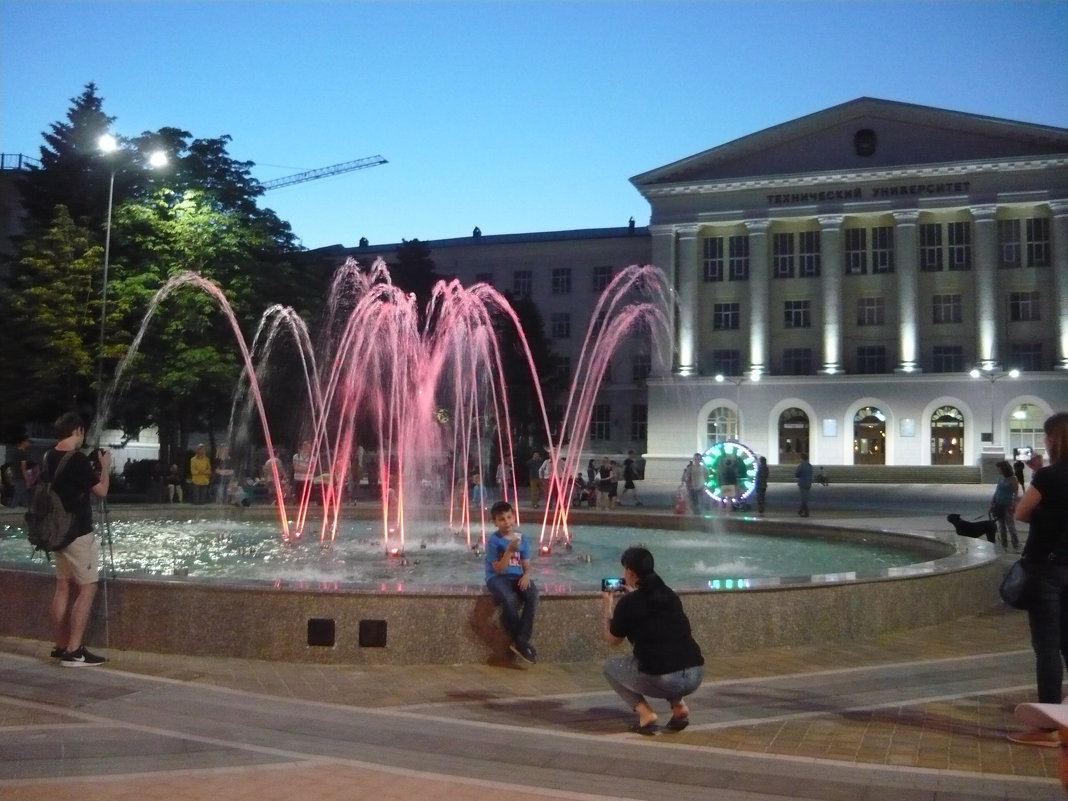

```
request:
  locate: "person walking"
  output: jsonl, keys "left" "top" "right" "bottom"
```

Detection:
{"left": 619, "top": 450, "right": 643, "bottom": 507}
{"left": 1008, "top": 412, "right": 1068, "bottom": 747}
{"left": 601, "top": 546, "right": 704, "bottom": 735}
{"left": 795, "top": 452, "right": 813, "bottom": 517}
{"left": 755, "top": 455, "right": 769, "bottom": 515}
{"left": 990, "top": 459, "right": 1021, "bottom": 551}
{"left": 45, "top": 412, "right": 111, "bottom": 666}
{"left": 681, "top": 453, "right": 707, "bottom": 516}
{"left": 527, "top": 451, "right": 544, "bottom": 509}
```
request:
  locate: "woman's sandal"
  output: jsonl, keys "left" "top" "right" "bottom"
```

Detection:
{"left": 629, "top": 721, "right": 661, "bottom": 736}
{"left": 665, "top": 714, "right": 690, "bottom": 732}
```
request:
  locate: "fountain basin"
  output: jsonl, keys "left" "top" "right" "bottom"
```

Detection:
{"left": 0, "top": 508, "right": 1001, "bottom": 665}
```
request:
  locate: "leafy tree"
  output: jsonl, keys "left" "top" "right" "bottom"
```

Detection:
{"left": 0, "top": 85, "right": 309, "bottom": 466}
{"left": 0, "top": 206, "right": 102, "bottom": 422}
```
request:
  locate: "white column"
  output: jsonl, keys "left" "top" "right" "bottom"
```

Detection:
{"left": 1050, "top": 201, "right": 1068, "bottom": 370}
{"left": 893, "top": 210, "right": 920, "bottom": 372}
{"left": 746, "top": 219, "right": 770, "bottom": 376}
{"left": 676, "top": 226, "right": 700, "bottom": 376}
{"left": 649, "top": 225, "right": 677, "bottom": 377}
{"left": 972, "top": 205, "right": 999, "bottom": 370}
{"left": 819, "top": 215, "right": 844, "bottom": 374}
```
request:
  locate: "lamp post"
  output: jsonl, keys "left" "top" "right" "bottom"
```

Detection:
{"left": 969, "top": 365, "right": 1020, "bottom": 449}
{"left": 95, "top": 134, "right": 167, "bottom": 399}
{"left": 715, "top": 371, "right": 761, "bottom": 440}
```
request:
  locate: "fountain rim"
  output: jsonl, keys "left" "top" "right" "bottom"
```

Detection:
{"left": 0, "top": 507, "right": 997, "bottom": 596}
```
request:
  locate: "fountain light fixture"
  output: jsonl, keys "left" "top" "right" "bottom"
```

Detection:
{"left": 539, "top": 544, "right": 552, "bottom": 555}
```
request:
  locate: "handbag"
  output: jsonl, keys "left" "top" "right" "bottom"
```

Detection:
{"left": 999, "top": 559, "right": 1036, "bottom": 610}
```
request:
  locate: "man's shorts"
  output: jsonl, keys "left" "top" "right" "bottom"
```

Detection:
{"left": 55, "top": 533, "right": 100, "bottom": 585}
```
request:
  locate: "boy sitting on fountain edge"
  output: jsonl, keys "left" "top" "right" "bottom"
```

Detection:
{"left": 485, "top": 500, "right": 539, "bottom": 665}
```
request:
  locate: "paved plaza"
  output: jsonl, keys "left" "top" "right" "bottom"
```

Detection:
{"left": 1, "top": 482, "right": 1063, "bottom": 800}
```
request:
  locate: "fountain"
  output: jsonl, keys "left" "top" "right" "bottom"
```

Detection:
{"left": 0, "top": 259, "right": 1002, "bottom": 664}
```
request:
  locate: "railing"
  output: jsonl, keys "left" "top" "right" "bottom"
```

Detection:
{"left": 0, "top": 153, "right": 40, "bottom": 171}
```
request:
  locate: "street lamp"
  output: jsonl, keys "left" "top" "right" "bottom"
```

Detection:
{"left": 95, "top": 133, "right": 167, "bottom": 398}
{"left": 969, "top": 365, "right": 1020, "bottom": 448}
{"left": 715, "top": 371, "right": 761, "bottom": 440}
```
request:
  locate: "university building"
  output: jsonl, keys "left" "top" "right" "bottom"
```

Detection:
{"left": 320, "top": 98, "right": 1068, "bottom": 481}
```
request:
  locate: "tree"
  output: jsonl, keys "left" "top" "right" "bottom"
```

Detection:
{"left": 0, "top": 206, "right": 102, "bottom": 422}
{"left": 389, "top": 238, "right": 441, "bottom": 318}
{"left": 17, "top": 83, "right": 115, "bottom": 235}
{"left": 0, "top": 85, "right": 309, "bottom": 463}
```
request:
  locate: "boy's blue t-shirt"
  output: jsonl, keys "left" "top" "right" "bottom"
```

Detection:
{"left": 485, "top": 532, "right": 530, "bottom": 582}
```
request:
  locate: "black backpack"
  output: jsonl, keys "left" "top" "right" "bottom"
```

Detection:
{"left": 24, "top": 450, "right": 75, "bottom": 553}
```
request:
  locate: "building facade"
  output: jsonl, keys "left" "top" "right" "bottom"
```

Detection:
{"left": 320, "top": 98, "right": 1068, "bottom": 480}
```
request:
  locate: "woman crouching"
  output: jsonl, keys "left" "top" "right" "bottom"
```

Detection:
{"left": 602, "top": 546, "right": 704, "bottom": 734}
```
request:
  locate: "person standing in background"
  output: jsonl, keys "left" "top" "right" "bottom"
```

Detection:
{"left": 189, "top": 444, "right": 212, "bottom": 505}
{"left": 795, "top": 453, "right": 813, "bottom": 518}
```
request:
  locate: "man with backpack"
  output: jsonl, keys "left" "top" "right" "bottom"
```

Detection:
{"left": 44, "top": 412, "right": 111, "bottom": 666}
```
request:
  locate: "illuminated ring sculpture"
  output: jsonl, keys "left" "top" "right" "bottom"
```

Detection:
{"left": 701, "top": 440, "right": 759, "bottom": 506}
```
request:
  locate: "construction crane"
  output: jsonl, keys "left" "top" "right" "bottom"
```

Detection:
{"left": 261, "top": 155, "right": 388, "bottom": 191}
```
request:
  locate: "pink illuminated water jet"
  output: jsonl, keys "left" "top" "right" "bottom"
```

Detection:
{"left": 94, "top": 259, "right": 672, "bottom": 558}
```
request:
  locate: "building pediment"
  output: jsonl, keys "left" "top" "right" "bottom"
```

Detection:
{"left": 631, "top": 98, "right": 1068, "bottom": 191}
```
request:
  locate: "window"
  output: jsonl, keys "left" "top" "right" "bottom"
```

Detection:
{"left": 1009, "top": 291, "right": 1041, "bottom": 322}
{"left": 932, "top": 294, "right": 962, "bottom": 324}
{"left": 513, "top": 270, "right": 532, "bottom": 297}
{"left": 590, "top": 404, "right": 611, "bottom": 441}
{"left": 920, "top": 223, "right": 943, "bottom": 271}
{"left": 630, "top": 404, "right": 648, "bottom": 441}
{"left": 728, "top": 235, "right": 749, "bottom": 281}
{"left": 551, "top": 267, "right": 571, "bottom": 295}
{"left": 702, "top": 237, "right": 724, "bottom": 282}
{"left": 710, "top": 349, "right": 741, "bottom": 376}
{"left": 773, "top": 232, "right": 794, "bottom": 278}
{"left": 844, "top": 228, "right": 867, "bottom": 275}
{"left": 712, "top": 302, "right": 740, "bottom": 330}
{"left": 1027, "top": 217, "right": 1051, "bottom": 267}
{"left": 632, "top": 352, "right": 651, "bottom": 384}
{"left": 1010, "top": 343, "right": 1043, "bottom": 371}
{"left": 784, "top": 300, "right": 811, "bottom": 329}
{"left": 550, "top": 312, "right": 571, "bottom": 339}
{"left": 998, "top": 219, "right": 1021, "bottom": 268}
{"left": 706, "top": 407, "right": 737, "bottom": 444}
{"left": 592, "top": 265, "right": 613, "bottom": 292}
{"left": 783, "top": 348, "right": 813, "bottom": 375}
{"left": 553, "top": 356, "right": 571, "bottom": 381}
{"left": 856, "top": 345, "right": 887, "bottom": 374}
{"left": 846, "top": 226, "right": 894, "bottom": 275}
{"left": 857, "top": 297, "right": 884, "bottom": 326}
{"left": 474, "top": 271, "right": 493, "bottom": 285}
{"left": 947, "top": 221, "right": 972, "bottom": 270}
{"left": 932, "top": 345, "right": 964, "bottom": 373}
{"left": 871, "top": 226, "right": 895, "bottom": 273}
{"left": 798, "top": 231, "right": 821, "bottom": 277}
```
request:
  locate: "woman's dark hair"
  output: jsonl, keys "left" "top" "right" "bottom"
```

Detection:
{"left": 996, "top": 460, "right": 1013, "bottom": 478}
{"left": 621, "top": 546, "right": 655, "bottom": 577}
{"left": 621, "top": 546, "right": 673, "bottom": 611}
{"left": 1045, "top": 412, "right": 1068, "bottom": 464}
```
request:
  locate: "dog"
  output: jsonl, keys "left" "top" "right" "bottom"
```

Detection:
{"left": 947, "top": 513, "right": 997, "bottom": 543}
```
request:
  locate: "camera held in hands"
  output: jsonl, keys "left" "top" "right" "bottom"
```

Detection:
{"left": 601, "top": 577, "right": 626, "bottom": 593}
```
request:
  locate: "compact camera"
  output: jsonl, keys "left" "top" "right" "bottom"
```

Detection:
{"left": 601, "top": 577, "right": 626, "bottom": 592}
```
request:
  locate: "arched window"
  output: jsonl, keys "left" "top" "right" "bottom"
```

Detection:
{"left": 930, "top": 405, "right": 964, "bottom": 465}
{"left": 1010, "top": 403, "right": 1045, "bottom": 458}
{"left": 706, "top": 407, "right": 737, "bottom": 446}
{"left": 778, "top": 408, "right": 809, "bottom": 464}
{"left": 853, "top": 406, "right": 886, "bottom": 465}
